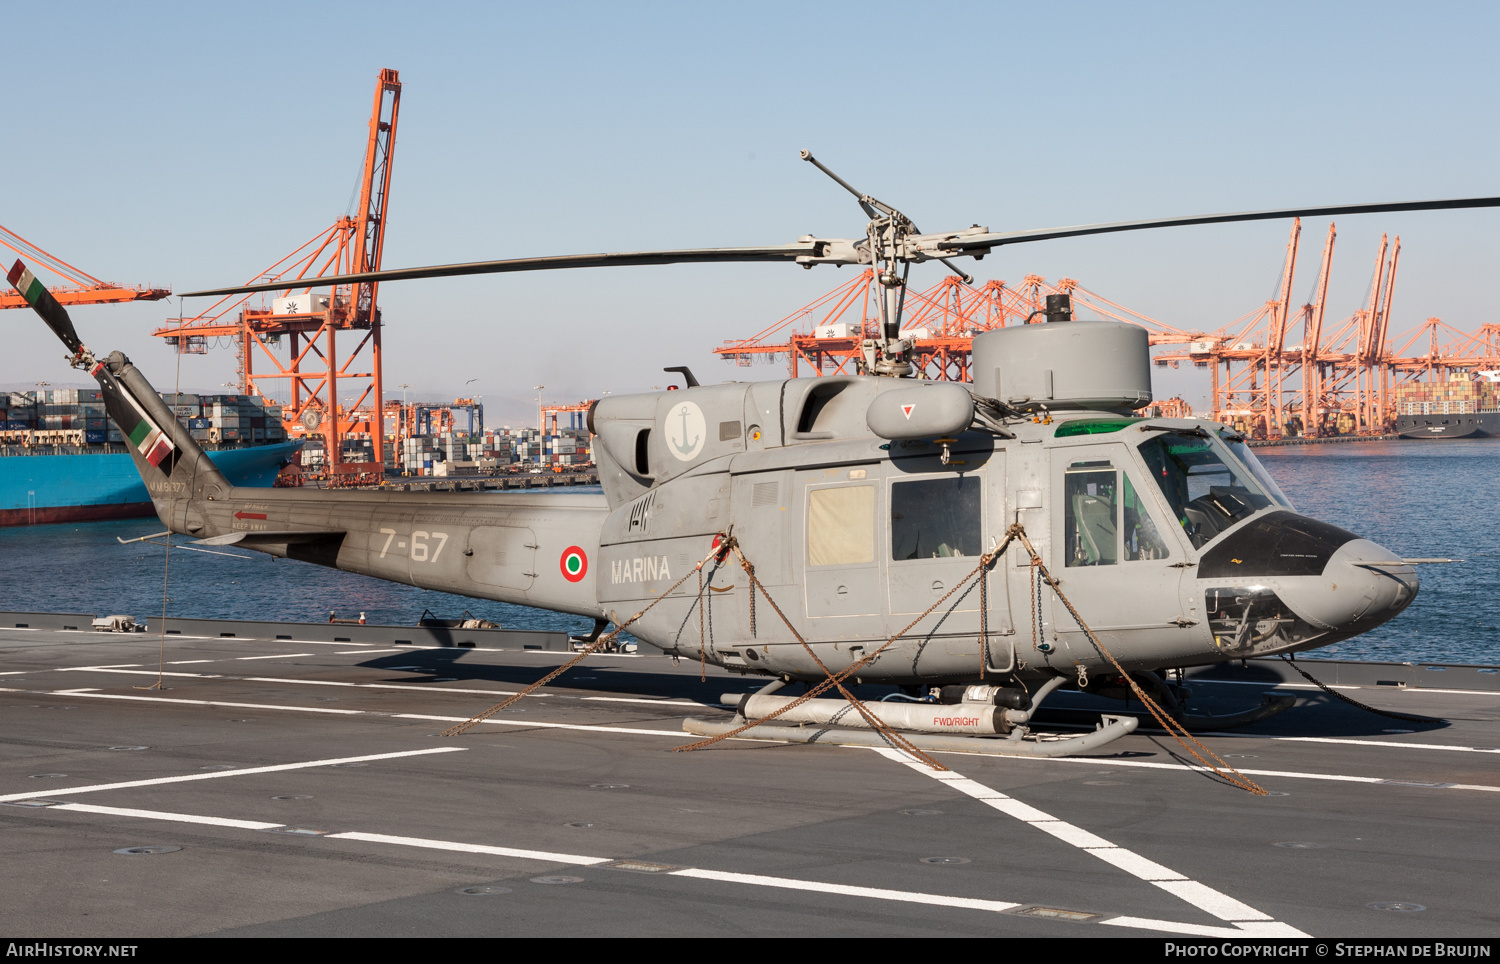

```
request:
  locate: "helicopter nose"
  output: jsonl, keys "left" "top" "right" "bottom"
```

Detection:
{"left": 1276, "top": 539, "right": 1419, "bottom": 637}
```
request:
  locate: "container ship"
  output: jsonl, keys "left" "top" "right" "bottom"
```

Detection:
{"left": 1393, "top": 371, "right": 1500, "bottom": 439}
{"left": 1, "top": 388, "right": 301, "bottom": 526}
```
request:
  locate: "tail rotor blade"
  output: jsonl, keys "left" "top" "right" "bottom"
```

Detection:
{"left": 7, "top": 259, "right": 85, "bottom": 353}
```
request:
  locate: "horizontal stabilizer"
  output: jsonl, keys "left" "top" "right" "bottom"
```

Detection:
{"left": 193, "top": 530, "right": 345, "bottom": 547}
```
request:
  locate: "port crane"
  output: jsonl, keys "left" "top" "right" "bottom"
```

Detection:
{"left": 0, "top": 224, "right": 169, "bottom": 310}
{"left": 150, "top": 68, "right": 401, "bottom": 477}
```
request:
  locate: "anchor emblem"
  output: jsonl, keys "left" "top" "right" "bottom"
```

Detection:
{"left": 667, "top": 402, "right": 706, "bottom": 461}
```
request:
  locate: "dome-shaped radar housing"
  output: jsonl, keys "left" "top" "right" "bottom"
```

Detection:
{"left": 970, "top": 319, "right": 1152, "bottom": 415}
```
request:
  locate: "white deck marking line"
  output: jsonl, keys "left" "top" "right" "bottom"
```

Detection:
{"left": 166, "top": 660, "right": 216, "bottom": 665}
{"left": 0, "top": 671, "right": 31, "bottom": 676}
{"left": 669, "top": 868, "right": 1021, "bottom": 913}
{"left": 0, "top": 747, "right": 464, "bottom": 803}
{"left": 151, "top": 636, "right": 417, "bottom": 649}
{"left": 870, "top": 747, "right": 1307, "bottom": 937}
{"left": 174, "top": 638, "right": 640, "bottom": 656}
{"left": 336, "top": 649, "right": 402, "bottom": 655}
{"left": 1190, "top": 678, "right": 1499, "bottom": 697}
{"left": 55, "top": 665, "right": 704, "bottom": 706}
{"left": 582, "top": 696, "right": 701, "bottom": 706}
{"left": 236, "top": 653, "right": 317, "bottom": 661}
{"left": 1270, "top": 736, "right": 1500, "bottom": 754}
{"left": 9, "top": 690, "right": 365, "bottom": 716}
{"left": 1006, "top": 752, "right": 1500, "bottom": 792}
{"left": 29, "top": 798, "right": 1294, "bottom": 933}
{"left": 0, "top": 687, "right": 685, "bottom": 738}
{"left": 8, "top": 683, "right": 1492, "bottom": 792}
{"left": 52, "top": 803, "right": 283, "bottom": 830}
{"left": 1050, "top": 721, "right": 1499, "bottom": 753}
{"left": 389, "top": 712, "right": 683, "bottom": 737}
{"left": 327, "top": 831, "right": 611, "bottom": 865}
{"left": 64, "top": 668, "right": 223, "bottom": 679}
{"left": 208, "top": 638, "right": 392, "bottom": 648}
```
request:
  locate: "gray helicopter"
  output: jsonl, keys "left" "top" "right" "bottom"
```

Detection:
{"left": 11, "top": 154, "right": 1489, "bottom": 757}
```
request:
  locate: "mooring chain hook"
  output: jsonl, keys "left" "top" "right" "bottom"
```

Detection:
{"left": 1029, "top": 557, "right": 1044, "bottom": 653}
{"left": 698, "top": 565, "right": 706, "bottom": 682}
{"left": 975, "top": 542, "right": 1003, "bottom": 680}
{"left": 978, "top": 553, "right": 988, "bottom": 681}
{"left": 1076, "top": 663, "right": 1088, "bottom": 689}
{"left": 739, "top": 555, "right": 757, "bottom": 637}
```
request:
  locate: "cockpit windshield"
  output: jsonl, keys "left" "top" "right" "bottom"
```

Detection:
{"left": 1216, "top": 431, "right": 1295, "bottom": 509}
{"left": 1138, "top": 432, "right": 1274, "bottom": 548}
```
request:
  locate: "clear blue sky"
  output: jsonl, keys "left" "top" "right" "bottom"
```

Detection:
{"left": 6, "top": 1, "right": 1498, "bottom": 417}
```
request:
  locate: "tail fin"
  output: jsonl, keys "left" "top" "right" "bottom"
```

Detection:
{"left": 96, "top": 350, "right": 231, "bottom": 512}
{"left": 7, "top": 259, "right": 230, "bottom": 527}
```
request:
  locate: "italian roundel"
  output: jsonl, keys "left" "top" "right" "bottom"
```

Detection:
{"left": 560, "top": 546, "right": 589, "bottom": 582}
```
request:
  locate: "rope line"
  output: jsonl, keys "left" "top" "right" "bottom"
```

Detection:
{"left": 440, "top": 541, "right": 723, "bottom": 737}
{"left": 1278, "top": 654, "right": 1438, "bottom": 725}
{"left": 674, "top": 529, "right": 1021, "bottom": 768}
{"left": 1013, "top": 530, "right": 1267, "bottom": 795}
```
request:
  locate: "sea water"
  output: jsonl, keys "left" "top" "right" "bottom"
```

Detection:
{"left": 1256, "top": 437, "right": 1500, "bottom": 664}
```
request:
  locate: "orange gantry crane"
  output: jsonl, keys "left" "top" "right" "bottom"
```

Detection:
{"left": 715, "top": 270, "right": 1219, "bottom": 380}
{"left": 0, "top": 225, "right": 170, "bottom": 310}
{"left": 542, "top": 401, "right": 592, "bottom": 435}
{"left": 1154, "top": 221, "right": 1410, "bottom": 437}
{"left": 152, "top": 68, "right": 401, "bottom": 476}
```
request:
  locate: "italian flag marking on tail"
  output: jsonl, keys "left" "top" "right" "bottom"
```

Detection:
{"left": 117, "top": 385, "right": 176, "bottom": 468}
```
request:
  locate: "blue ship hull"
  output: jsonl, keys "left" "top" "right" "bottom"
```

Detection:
{"left": 0, "top": 441, "right": 303, "bottom": 526}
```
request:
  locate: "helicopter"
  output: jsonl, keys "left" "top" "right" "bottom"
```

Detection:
{"left": 10, "top": 152, "right": 1491, "bottom": 757}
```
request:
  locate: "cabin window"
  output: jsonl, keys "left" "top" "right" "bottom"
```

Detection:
{"left": 807, "top": 486, "right": 875, "bottom": 566}
{"left": 890, "top": 476, "right": 981, "bottom": 560}
{"left": 1065, "top": 467, "right": 1118, "bottom": 566}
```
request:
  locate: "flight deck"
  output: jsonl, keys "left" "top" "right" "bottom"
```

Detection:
{"left": 0, "top": 617, "right": 1496, "bottom": 939}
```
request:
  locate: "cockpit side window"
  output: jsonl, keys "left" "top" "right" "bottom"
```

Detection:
{"left": 1218, "top": 434, "right": 1295, "bottom": 509}
{"left": 1138, "top": 434, "right": 1273, "bottom": 548}
{"left": 1122, "top": 473, "right": 1170, "bottom": 560}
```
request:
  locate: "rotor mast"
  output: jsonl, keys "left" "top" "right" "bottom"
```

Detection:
{"left": 800, "top": 151, "right": 973, "bottom": 377}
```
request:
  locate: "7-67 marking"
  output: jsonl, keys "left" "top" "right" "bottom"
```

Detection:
{"left": 378, "top": 528, "right": 449, "bottom": 562}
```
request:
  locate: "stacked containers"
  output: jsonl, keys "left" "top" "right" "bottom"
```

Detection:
{"left": 1391, "top": 376, "right": 1500, "bottom": 416}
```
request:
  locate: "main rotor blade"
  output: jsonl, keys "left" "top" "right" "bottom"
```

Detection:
{"left": 943, "top": 196, "right": 1500, "bottom": 251}
{"left": 7, "top": 259, "right": 84, "bottom": 353}
{"left": 181, "top": 243, "right": 820, "bottom": 298}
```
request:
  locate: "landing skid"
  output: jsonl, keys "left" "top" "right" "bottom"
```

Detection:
{"left": 683, "top": 673, "right": 1148, "bottom": 758}
{"left": 680, "top": 714, "right": 1138, "bottom": 758}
